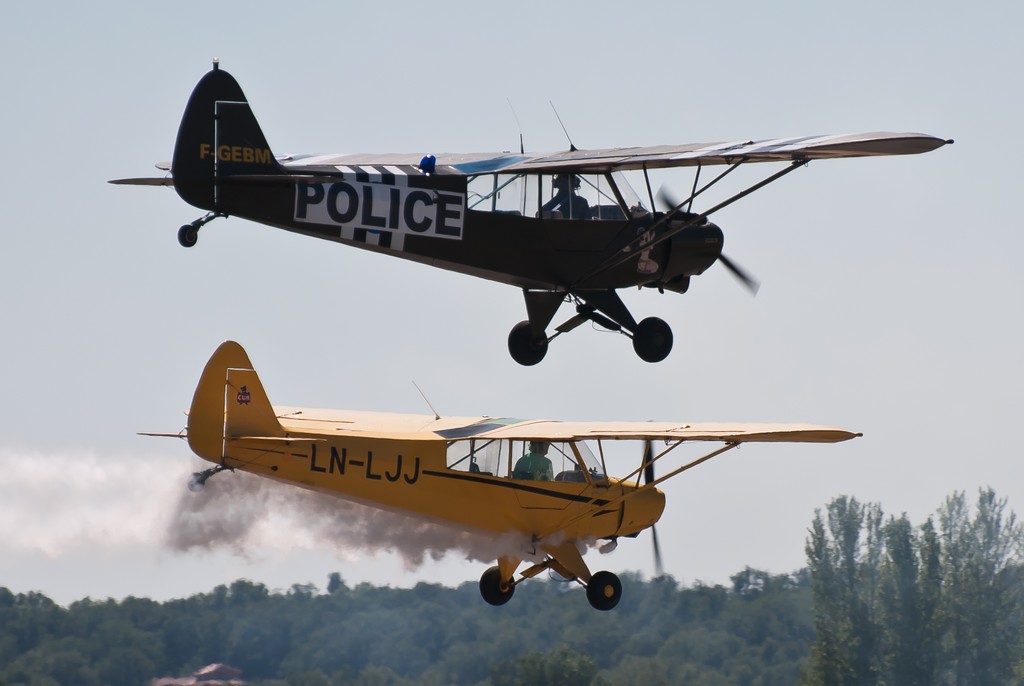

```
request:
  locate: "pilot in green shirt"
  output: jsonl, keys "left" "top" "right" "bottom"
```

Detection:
{"left": 513, "top": 441, "right": 554, "bottom": 480}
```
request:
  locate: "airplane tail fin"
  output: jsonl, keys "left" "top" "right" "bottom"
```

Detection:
{"left": 187, "top": 341, "right": 285, "bottom": 463}
{"left": 171, "top": 63, "right": 285, "bottom": 211}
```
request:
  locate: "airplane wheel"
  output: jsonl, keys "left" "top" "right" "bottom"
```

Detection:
{"left": 632, "top": 317, "right": 673, "bottom": 363}
{"left": 508, "top": 321, "right": 548, "bottom": 366}
{"left": 586, "top": 570, "right": 622, "bottom": 611}
{"left": 479, "top": 566, "right": 515, "bottom": 606}
{"left": 178, "top": 224, "right": 199, "bottom": 248}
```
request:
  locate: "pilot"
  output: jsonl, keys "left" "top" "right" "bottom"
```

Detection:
{"left": 512, "top": 441, "right": 554, "bottom": 481}
{"left": 541, "top": 174, "right": 591, "bottom": 220}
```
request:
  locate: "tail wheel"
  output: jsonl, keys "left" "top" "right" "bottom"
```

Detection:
{"left": 586, "top": 570, "right": 622, "bottom": 611}
{"left": 178, "top": 224, "right": 199, "bottom": 248}
{"left": 480, "top": 566, "right": 515, "bottom": 606}
{"left": 508, "top": 321, "right": 548, "bottom": 366}
{"left": 632, "top": 317, "right": 673, "bottom": 363}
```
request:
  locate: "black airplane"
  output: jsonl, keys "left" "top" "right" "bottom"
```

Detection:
{"left": 113, "top": 62, "right": 951, "bottom": 365}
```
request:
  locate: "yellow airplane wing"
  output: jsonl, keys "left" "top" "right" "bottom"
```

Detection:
{"left": 447, "top": 419, "right": 860, "bottom": 444}
{"left": 272, "top": 406, "right": 491, "bottom": 439}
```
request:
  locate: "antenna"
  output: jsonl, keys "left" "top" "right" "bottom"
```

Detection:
{"left": 412, "top": 381, "right": 441, "bottom": 421}
{"left": 549, "top": 101, "right": 577, "bottom": 152}
{"left": 506, "top": 98, "right": 525, "bottom": 154}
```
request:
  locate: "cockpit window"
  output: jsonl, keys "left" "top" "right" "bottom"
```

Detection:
{"left": 445, "top": 438, "right": 607, "bottom": 482}
{"left": 467, "top": 174, "right": 532, "bottom": 215}
{"left": 445, "top": 438, "right": 509, "bottom": 477}
{"left": 467, "top": 172, "right": 641, "bottom": 221}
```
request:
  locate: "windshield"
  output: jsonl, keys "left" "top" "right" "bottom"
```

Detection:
{"left": 611, "top": 171, "right": 649, "bottom": 216}
{"left": 573, "top": 440, "right": 606, "bottom": 481}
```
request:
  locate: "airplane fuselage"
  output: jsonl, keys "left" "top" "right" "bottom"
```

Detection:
{"left": 213, "top": 172, "right": 721, "bottom": 294}
{"left": 215, "top": 413, "right": 665, "bottom": 545}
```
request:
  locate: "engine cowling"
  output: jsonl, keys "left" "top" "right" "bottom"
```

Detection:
{"left": 656, "top": 218, "right": 724, "bottom": 294}
{"left": 616, "top": 484, "right": 667, "bottom": 538}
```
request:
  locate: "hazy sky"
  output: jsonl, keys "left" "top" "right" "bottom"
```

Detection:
{"left": 1, "top": 1, "right": 1020, "bottom": 606}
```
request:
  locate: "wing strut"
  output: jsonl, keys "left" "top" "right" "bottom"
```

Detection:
{"left": 537, "top": 441, "right": 741, "bottom": 541}
{"left": 642, "top": 163, "right": 656, "bottom": 213}
{"left": 676, "top": 160, "right": 741, "bottom": 215}
{"left": 687, "top": 162, "right": 702, "bottom": 213}
{"left": 641, "top": 442, "right": 739, "bottom": 491}
{"left": 610, "top": 440, "right": 740, "bottom": 494}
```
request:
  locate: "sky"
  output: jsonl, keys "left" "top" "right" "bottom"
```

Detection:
{"left": 1, "top": 1, "right": 1021, "bottom": 607}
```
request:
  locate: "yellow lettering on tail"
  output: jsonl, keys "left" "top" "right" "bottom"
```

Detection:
{"left": 210, "top": 144, "right": 272, "bottom": 165}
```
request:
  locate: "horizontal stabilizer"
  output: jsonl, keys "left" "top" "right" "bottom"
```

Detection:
{"left": 109, "top": 177, "right": 174, "bottom": 186}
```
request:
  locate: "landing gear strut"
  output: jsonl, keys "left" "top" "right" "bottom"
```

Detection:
{"left": 509, "top": 289, "right": 675, "bottom": 365}
{"left": 178, "top": 212, "right": 226, "bottom": 248}
{"left": 478, "top": 559, "right": 622, "bottom": 610}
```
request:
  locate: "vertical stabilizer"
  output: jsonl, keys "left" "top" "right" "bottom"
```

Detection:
{"left": 223, "top": 367, "right": 284, "bottom": 439}
{"left": 171, "top": 64, "right": 284, "bottom": 211}
{"left": 187, "top": 341, "right": 284, "bottom": 463}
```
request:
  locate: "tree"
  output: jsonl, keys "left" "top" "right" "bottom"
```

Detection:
{"left": 938, "top": 488, "right": 1024, "bottom": 685}
{"left": 805, "top": 489, "right": 1024, "bottom": 686}
{"left": 804, "top": 495, "right": 879, "bottom": 685}
{"left": 492, "top": 646, "right": 597, "bottom": 686}
{"left": 327, "top": 572, "right": 346, "bottom": 595}
{"left": 877, "top": 514, "right": 934, "bottom": 685}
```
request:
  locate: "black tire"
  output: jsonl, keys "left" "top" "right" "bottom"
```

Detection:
{"left": 507, "top": 321, "right": 548, "bottom": 366}
{"left": 178, "top": 224, "right": 199, "bottom": 248}
{"left": 632, "top": 317, "right": 673, "bottom": 363}
{"left": 479, "top": 566, "right": 515, "bottom": 606}
{"left": 586, "top": 570, "right": 622, "bottom": 611}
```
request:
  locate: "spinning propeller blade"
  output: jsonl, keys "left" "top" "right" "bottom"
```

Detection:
{"left": 717, "top": 253, "right": 761, "bottom": 296}
{"left": 642, "top": 439, "right": 665, "bottom": 577}
{"left": 651, "top": 524, "right": 665, "bottom": 579}
{"left": 655, "top": 186, "right": 684, "bottom": 215}
{"left": 656, "top": 187, "right": 760, "bottom": 296}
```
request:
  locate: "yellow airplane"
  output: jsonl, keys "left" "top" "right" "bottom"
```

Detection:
{"left": 153, "top": 341, "right": 860, "bottom": 610}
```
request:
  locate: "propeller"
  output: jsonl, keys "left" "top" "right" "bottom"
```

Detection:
{"left": 656, "top": 187, "right": 760, "bottom": 296}
{"left": 718, "top": 253, "right": 761, "bottom": 296}
{"left": 642, "top": 439, "right": 665, "bottom": 578}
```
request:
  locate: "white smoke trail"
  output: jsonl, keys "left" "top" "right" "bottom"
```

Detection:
{"left": 0, "top": 448, "right": 527, "bottom": 568}
{"left": 166, "top": 468, "right": 529, "bottom": 568}
{"left": 0, "top": 448, "right": 182, "bottom": 555}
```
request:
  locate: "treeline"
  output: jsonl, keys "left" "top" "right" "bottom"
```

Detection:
{"left": 803, "top": 488, "right": 1024, "bottom": 685}
{"left": 1, "top": 571, "right": 814, "bottom": 685}
{"left": 2, "top": 489, "right": 1023, "bottom": 686}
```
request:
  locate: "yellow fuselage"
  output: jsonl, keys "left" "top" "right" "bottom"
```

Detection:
{"left": 213, "top": 422, "right": 665, "bottom": 544}
{"left": 184, "top": 341, "right": 664, "bottom": 548}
